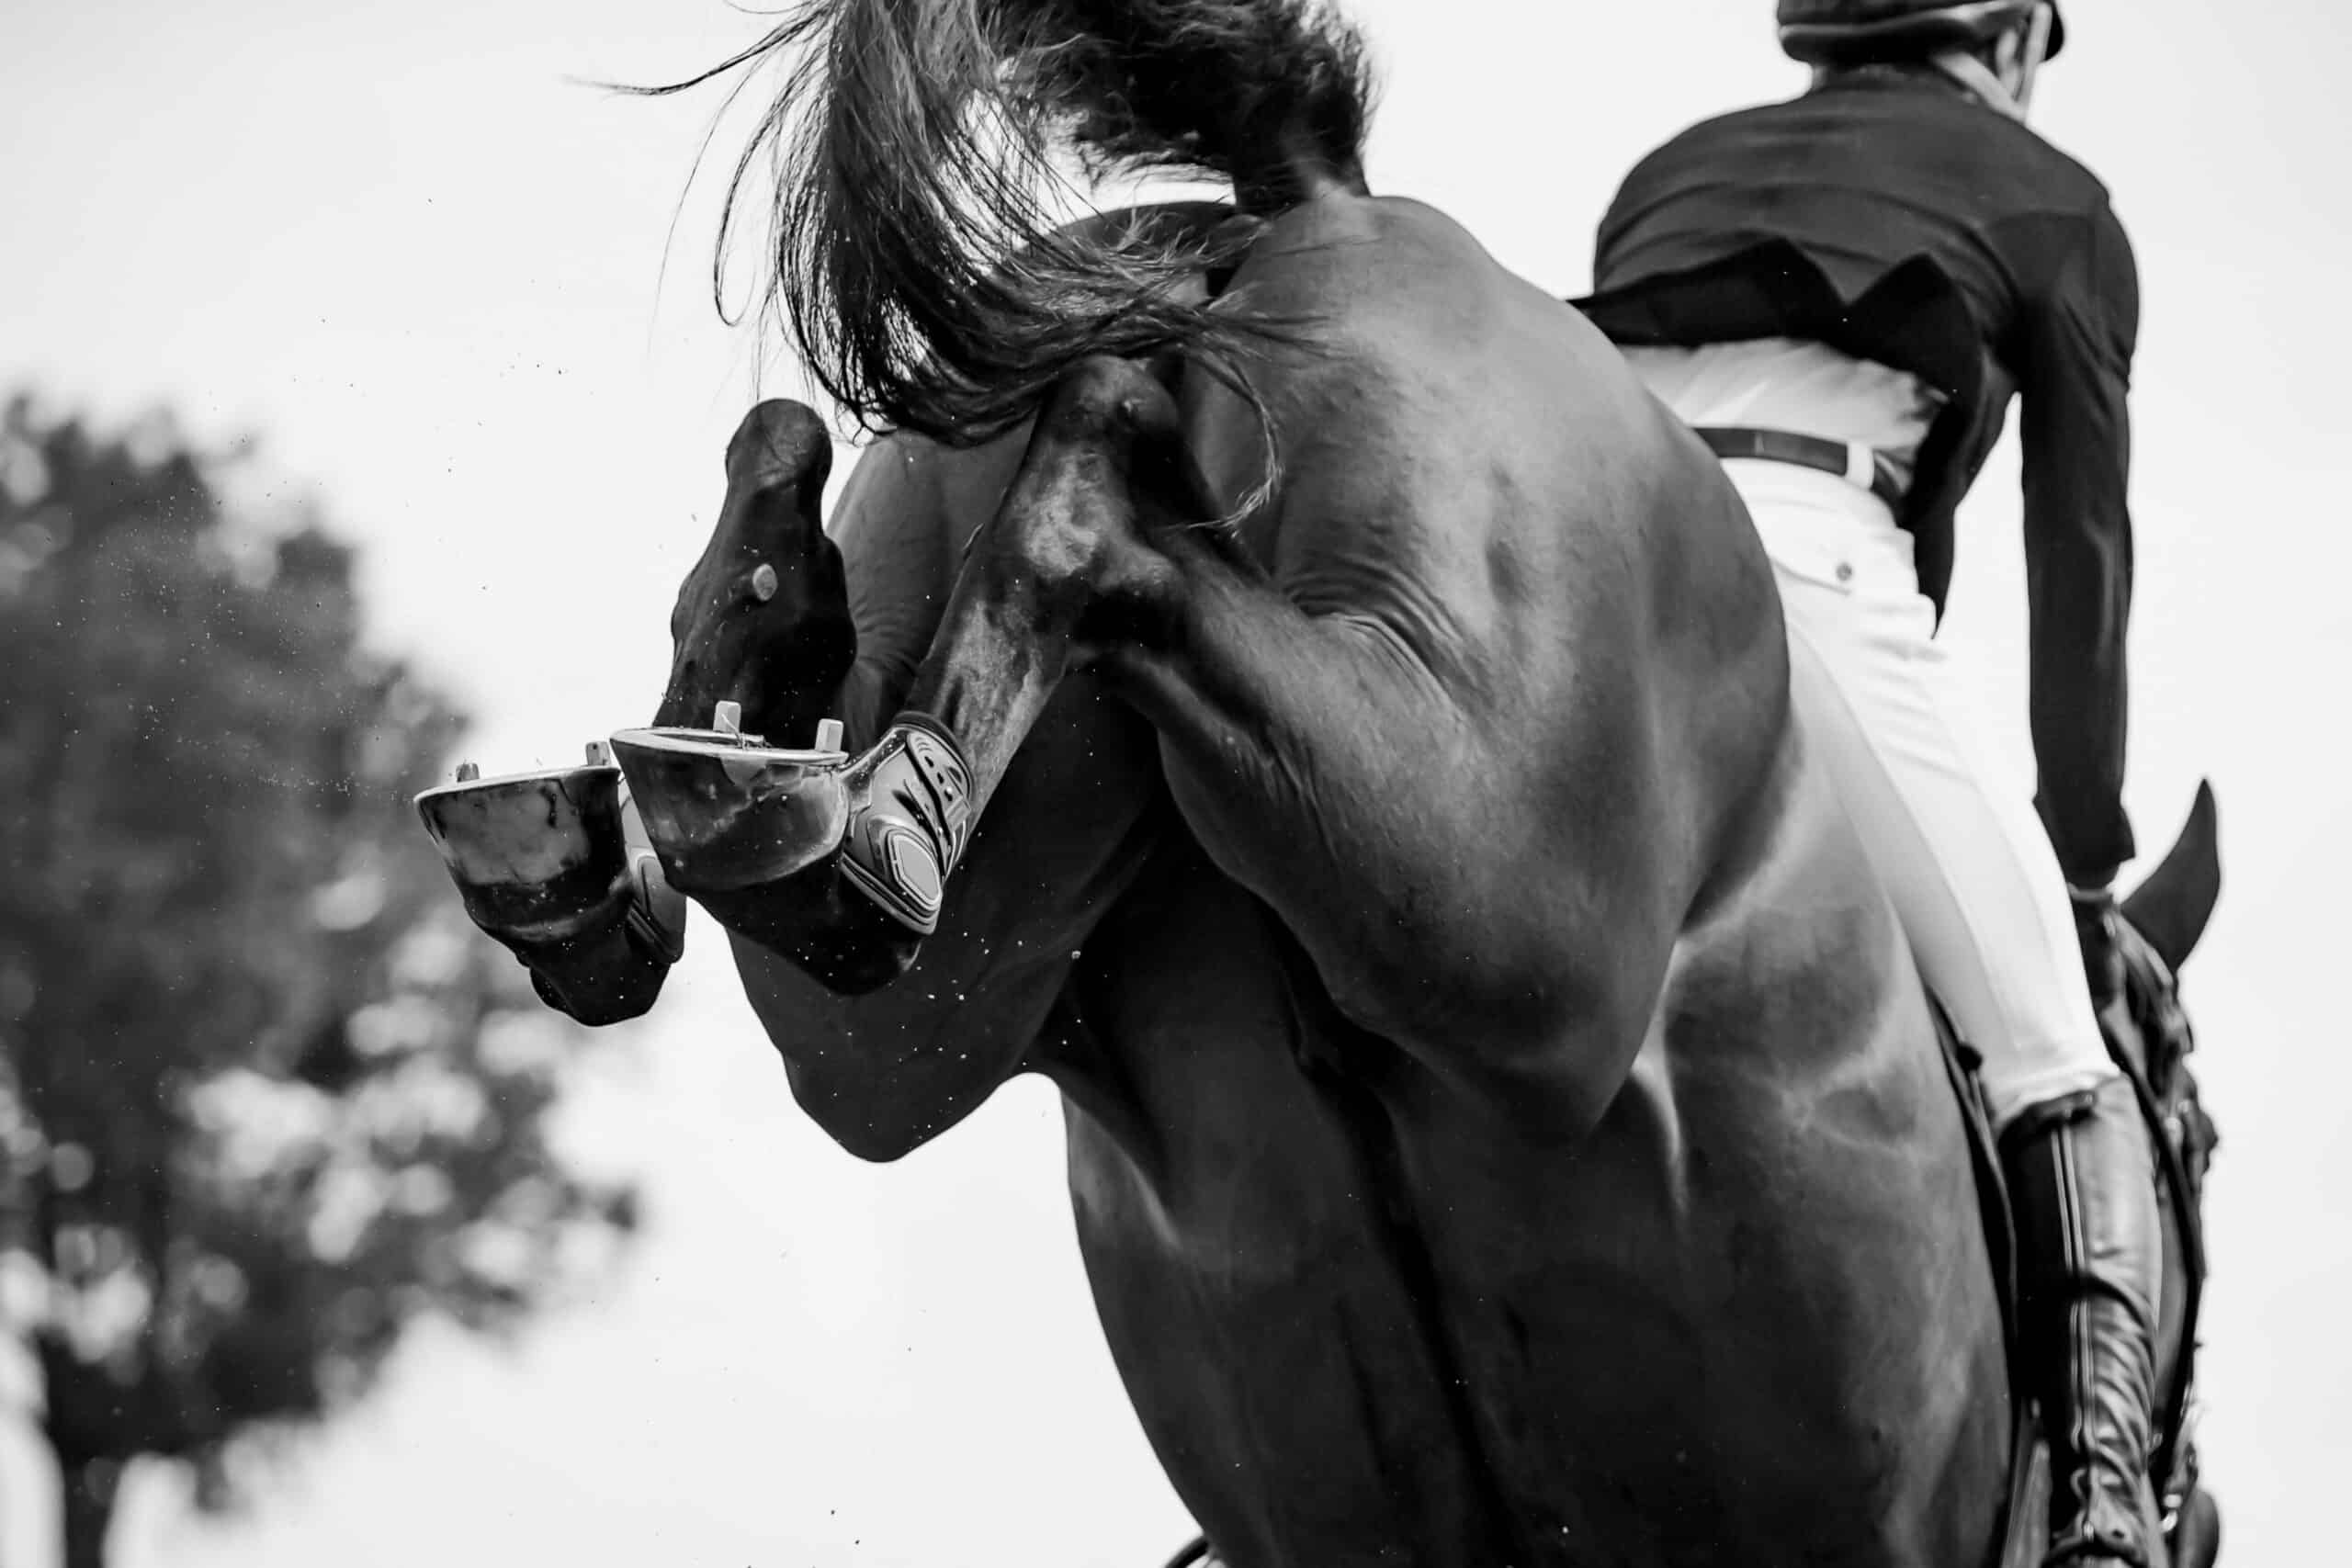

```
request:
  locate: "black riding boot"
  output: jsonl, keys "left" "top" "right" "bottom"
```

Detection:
{"left": 2002, "top": 1074, "right": 2164, "bottom": 1567}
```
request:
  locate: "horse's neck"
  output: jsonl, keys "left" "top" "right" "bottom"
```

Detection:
{"left": 1229, "top": 130, "right": 1366, "bottom": 217}
{"left": 1054, "top": 198, "right": 1238, "bottom": 255}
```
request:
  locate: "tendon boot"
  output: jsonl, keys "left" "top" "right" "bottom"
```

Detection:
{"left": 838, "top": 715, "right": 974, "bottom": 937}
{"left": 617, "top": 783, "right": 688, "bottom": 964}
{"left": 2002, "top": 1074, "right": 2164, "bottom": 1567}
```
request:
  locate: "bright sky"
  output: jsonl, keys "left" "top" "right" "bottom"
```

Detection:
{"left": 3, "top": 1, "right": 2347, "bottom": 1564}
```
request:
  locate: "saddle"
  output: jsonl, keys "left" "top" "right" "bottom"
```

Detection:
{"left": 1934, "top": 912, "right": 2219, "bottom": 1568}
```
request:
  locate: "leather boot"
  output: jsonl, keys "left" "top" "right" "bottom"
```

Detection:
{"left": 2002, "top": 1074, "right": 2164, "bottom": 1567}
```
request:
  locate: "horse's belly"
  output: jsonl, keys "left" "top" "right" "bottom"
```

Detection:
{"left": 1053, "top": 829, "right": 2009, "bottom": 1566}
{"left": 1069, "top": 1049, "right": 2008, "bottom": 1568}
{"left": 1057, "top": 1026, "right": 1497, "bottom": 1556}
{"left": 1069, "top": 1148, "right": 1501, "bottom": 1567}
{"left": 1361, "top": 933, "right": 2016, "bottom": 1566}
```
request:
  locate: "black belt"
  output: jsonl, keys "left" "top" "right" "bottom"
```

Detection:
{"left": 1694, "top": 426, "right": 1905, "bottom": 513}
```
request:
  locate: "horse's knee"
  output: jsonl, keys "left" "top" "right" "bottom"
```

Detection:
{"left": 727, "top": 399, "right": 833, "bottom": 492}
{"left": 1041, "top": 356, "right": 1180, "bottom": 445}
{"left": 961, "top": 357, "right": 1193, "bottom": 638}
{"left": 660, "top": 400, "right": 856, "bottom": 735}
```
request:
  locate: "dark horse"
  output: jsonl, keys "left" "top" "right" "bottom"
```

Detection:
{"left": 492, "top": 4, "right": 2226, "bottom": 1564}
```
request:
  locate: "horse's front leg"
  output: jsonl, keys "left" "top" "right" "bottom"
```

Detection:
{"left": 897, "top": 353, "right": 1711, "bottom": 1140}
{"left": 831, "top": 362, "right": 1200, "bottom": 925}
{"left": 509, "top": 781, "right": 685, "bottom": 1022}
{"left": 903, "top": 409, "right": 1174, "bottom": 789}
{"left": 632, "top": 395, "right": 1152, "bottom": 1004}
{"left": 417, "top": 750, "right": 684, "bottom": 1026}
{"left": 623, "top": 398, "right": 951, "bottom": 993}
{"left": 618, "top": 399, "right": 1165, "bottom": 1162}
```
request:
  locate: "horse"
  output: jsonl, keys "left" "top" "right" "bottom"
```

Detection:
{"left": 602, "top": 383, "right": 2223, "bottom": 1568}
{"left": 469, "top": 4, "right": 2225, "bottom": 1562}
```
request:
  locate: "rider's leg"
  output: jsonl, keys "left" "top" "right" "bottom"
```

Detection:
{"left": 2003, "top": 1077, "right": 2165, "bottom": 1566}
{"left": 1730, "top": 460, "right": 2162, "bottom": 1567}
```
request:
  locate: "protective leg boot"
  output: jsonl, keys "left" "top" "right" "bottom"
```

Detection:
{"left": 2002, "top": 1075, "right": 2164, "bottom": 1567}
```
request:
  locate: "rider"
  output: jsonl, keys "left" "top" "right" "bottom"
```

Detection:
{"left": 1576, "top": 4, "right": 2162, "bottom": 1562}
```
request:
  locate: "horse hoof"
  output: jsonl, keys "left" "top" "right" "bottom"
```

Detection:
{"left": 609, "top": 723, "right": 853, "bottom": 896}
{"left": 415, "top": 757, "right": 633, "bottom": 946}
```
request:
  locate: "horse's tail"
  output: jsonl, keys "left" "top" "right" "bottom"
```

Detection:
{"left": 661, "top": 0, "right": 1376, "bottom": 446}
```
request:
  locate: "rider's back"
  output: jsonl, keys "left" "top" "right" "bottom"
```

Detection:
{"left": 1583, "top": 72, "right": 2134, "bottom": 618}
{"left": 1595, "top": 73, "right": 2116, "bottom": 335}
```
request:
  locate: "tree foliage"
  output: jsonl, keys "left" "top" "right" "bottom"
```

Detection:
{"left": 0, "top": 396, "right": 638, "bottom": 1564}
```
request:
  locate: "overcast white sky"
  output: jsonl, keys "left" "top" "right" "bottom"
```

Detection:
{"left": 3, "top": 1, "right": 2347, "bottom": 1563}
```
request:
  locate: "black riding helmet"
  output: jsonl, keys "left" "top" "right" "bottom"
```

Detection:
{"left": 1777, "top": 0, "right": 2064, "bottom": 65}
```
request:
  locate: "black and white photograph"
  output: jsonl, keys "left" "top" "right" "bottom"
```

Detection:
{"left": 1, "top": 2, "right": 2339, "bottom": 1564}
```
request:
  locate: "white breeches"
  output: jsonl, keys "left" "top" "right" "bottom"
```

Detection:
{"left": 1726, "top": 457, "right": 2116, "bottom": 1129}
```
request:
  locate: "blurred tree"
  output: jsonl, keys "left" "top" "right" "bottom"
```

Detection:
{"left": 0, "top": 396, "right": 639, "bottom": 1568}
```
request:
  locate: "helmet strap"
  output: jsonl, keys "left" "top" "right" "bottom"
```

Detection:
{"left": 2013, "top": 2, "right": 2055, "bottom": 112}
{"left": 1933, "top": 2, "right": 2055, "bottom": 120}
{"left": 1929, "top": 48, "right": 2026, "bottom": 118}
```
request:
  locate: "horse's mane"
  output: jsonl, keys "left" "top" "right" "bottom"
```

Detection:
{"left": 623, "top": 1, "right": 1377, "bottom": 454}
